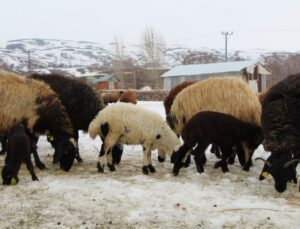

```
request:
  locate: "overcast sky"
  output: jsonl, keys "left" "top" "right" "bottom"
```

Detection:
{"left": 1, "top": 0, "right": 300, "bottom": 51}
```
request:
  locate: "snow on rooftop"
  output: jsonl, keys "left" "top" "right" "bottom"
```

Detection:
{"left": 162, "top": 60, "right": 257, "bottom": 77}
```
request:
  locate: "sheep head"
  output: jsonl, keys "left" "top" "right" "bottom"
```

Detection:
{"left": 49, "top": 134, "right": 77, "bottom": 172}
{"left": 256, "top": 152, "right": 298, "bottom": 193}
{"left": 1, "top": 166, "right": 19, "bottom": 185}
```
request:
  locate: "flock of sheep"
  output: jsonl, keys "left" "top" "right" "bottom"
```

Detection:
{"left": 0, "top": 70, "right": 299, "bottom": 194}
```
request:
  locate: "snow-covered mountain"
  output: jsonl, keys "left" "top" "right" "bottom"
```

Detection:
{"left": 0, "top": 38, "right": 298, "bottom": 75}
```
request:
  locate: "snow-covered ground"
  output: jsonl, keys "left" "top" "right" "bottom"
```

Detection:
{"left": 1, "top": 101, "right": 300, "bottom": 228}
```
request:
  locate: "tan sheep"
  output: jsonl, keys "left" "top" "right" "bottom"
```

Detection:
{"left": 169, "top": 77, "right": 262, "bottom": 170}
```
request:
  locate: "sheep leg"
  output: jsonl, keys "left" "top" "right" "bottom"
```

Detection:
{"left": 107, "top": 148, "right": 116, "bottom": 172}
{"left": 241, "top": 143, "right": 253, "bottom": 171}
{"left": 112, "top": 143, "right": 123, "bottom": 165}
{"left": 173, "top": 144, "right": 191, "bottom": 176}
{"left": 214, "top": 145, "right": 230, "bottom": 173}
{"left": 193, "top": 144, "right": 208, "bottom": 173}
{"left": 227, "top": 145, "right": 237, "bottom": 165}
{"left": 98, "top": 135, "right": 116, "bottom": 173}
{"left": 142, "top": 144, "right": 153, "bottom": 175}
{"left": 146, "top": 147, "right": 156, "bottom": 173}
{"left": 30, "top": 136, "right": 47, "bottom": 170}
{"left": 26, "top": 157, "right": 39, "bottom": 181}
{"left": 97, "top": 143, "right": 106, "bottom": 173}
{"left": 74, "top": 130, "right": 83, "bottom": 163}
{"left": 0, "top": 135, "right": 7, "bottom": 155}
{"left": 210, "top": 144, "right": 222, "bottom": 159}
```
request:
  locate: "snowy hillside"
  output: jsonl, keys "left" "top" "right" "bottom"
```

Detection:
{"left": 1, "top": 101, "right": 300, "bottom": 228}
{"left": 1, "top": 38, "right": 298, "bottom": 75}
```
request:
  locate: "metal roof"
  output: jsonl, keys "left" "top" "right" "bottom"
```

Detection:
{"left": 90, "top": 74, "right": 119, "bottom": 84}
{"left": 161, "top": 60, "right": 263, "bottom": 78}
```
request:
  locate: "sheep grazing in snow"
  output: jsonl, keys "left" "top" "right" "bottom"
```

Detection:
{"left": 88, "top": 103, "right": 181, "bottom": 174}
{"left": 2, "top": 124, "right": 38, "bottom": 185}
{"left": 163, "top": 80, "right": 238, "bottom": 165}
{"left": 172, "top": 111, "right": 263, "bottom": 176}
{"left": 119, "top": 90, "right": 137, "bottom": 104}
{"left": 169, "top": 77, "right": 262, "bottom": 171}
{"left": 29, "top": 73, "right": 122, "bottom": 165}
{"left": 259, "top": 73, "right": 300, "bottom": 192}
{"left": 102, "top": 91, "right": 124, "bottom": 105}
{"left": 0, "top": 71, "right": 77, "bottom": 172}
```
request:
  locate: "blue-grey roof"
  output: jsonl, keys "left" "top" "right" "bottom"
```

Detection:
{"left": 161, "top": 60, "right": 258, "bottom": 78}
{"left": 90, "top": 75, "right": 119, "bottom": 84}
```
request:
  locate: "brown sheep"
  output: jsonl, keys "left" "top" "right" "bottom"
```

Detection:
{"left": 119, "top": 90, "right": 137, "bottom": 104}
{"left": 164, "top": 81, "right": 197, "bottom": 117}
{"left": 102, "top": 91, "right": 124, "bottom": 104}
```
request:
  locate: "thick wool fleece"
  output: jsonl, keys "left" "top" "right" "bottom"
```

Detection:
{"left": 170, "top": 77, "right": 261, "bottom": 134}
{"left": 30, "top": 73, "right": 105, "bottom": 132}
{"left": 89, "top": 103, "right": 180, "bottom": 155}
{"left": 0, "top": 71, "right": 73, "bottom": 137}
{"left": 164, "top": 81, "right": 197, "bottom": 117}
{"left": 262, "top": 74, "right": 300, "bottom": 153}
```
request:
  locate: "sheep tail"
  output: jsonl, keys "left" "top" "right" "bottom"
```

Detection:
{"left": 88, "top": 118, "right": 100, "bottom": 139}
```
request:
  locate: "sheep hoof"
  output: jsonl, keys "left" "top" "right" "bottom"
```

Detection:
{"left": 227, "top": 156, "right": 235, "bottom": 165}
{"left": 158, "top": 155, "right": 165, "bottom": 163}
{"left": 196, "top": 164, "right": 204, "bottom": 173}
{"left": 142, "top": 166, "right": 149, "bottom": 175}
{"left": 76, "top": 156, "right": 83, "bottom": 163}
{"left": 243, "top": 164, "right": 250, "bottom": 172}
{"left": 148, "top": 165, "right": 156, "bottom": 173}
{"left": 108, "top": 164, "right": 116, "bottom": 172}
{"left": 214, "top": 161, "right": 222, "bottom": 169}
{"left": 36, "top": 162, "right": 47, "bottom": 170}
{"left": 172, "top": 167, "right": 180, "bottom": 176}
{"left": 97, "top": 162, "right": 104, "bottom": 173}
{"left": 183, "top": 156, "right": 191, "bottom": 168}
{"left": 221, "top": 167, "right": 229, "bottom": 173}
{"left": 32, "top": 176, "right": 39, "bottom": 181}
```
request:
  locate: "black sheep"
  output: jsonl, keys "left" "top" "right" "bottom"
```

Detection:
{"left": 2, "top": 124, "right": 38, "bottom": 185}
{"left": 30, "top": 73, "right": 123, "bottom": 165}
{"left": 260, "top": 73, "right": 300, "bottom": 192}
{"left": 256, "top": 153, "right": 298, "bottom": 193}
{"left": 0, "top": 71, "right": 77, "bottom": 172}
{"left": 172, "top": 111, "right": 263, "bottom": 176}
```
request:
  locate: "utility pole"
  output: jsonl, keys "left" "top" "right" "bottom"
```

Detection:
{"left": 222, "top": 31, "right": 233, "bottom": 62}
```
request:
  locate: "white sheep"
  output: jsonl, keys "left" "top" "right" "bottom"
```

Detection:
{"left": 88, "top": 102, "right": 181, "bottom": 174}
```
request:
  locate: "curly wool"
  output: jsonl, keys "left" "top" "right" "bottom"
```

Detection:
{"left": 262, "top": 74, "right": 300, "bottom": 152}
{"left": 170, "top": 77, "right": 262, "bottom": 134}
{"left": 30, "top": 73, "right": 105, "bottom": 132}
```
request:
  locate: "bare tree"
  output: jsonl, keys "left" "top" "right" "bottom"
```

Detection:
{"left": 110, "top": 36, "right": 127, "bottom": 88}
{"left": 140, "top": 27, "right": 167, "bottom": 89}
